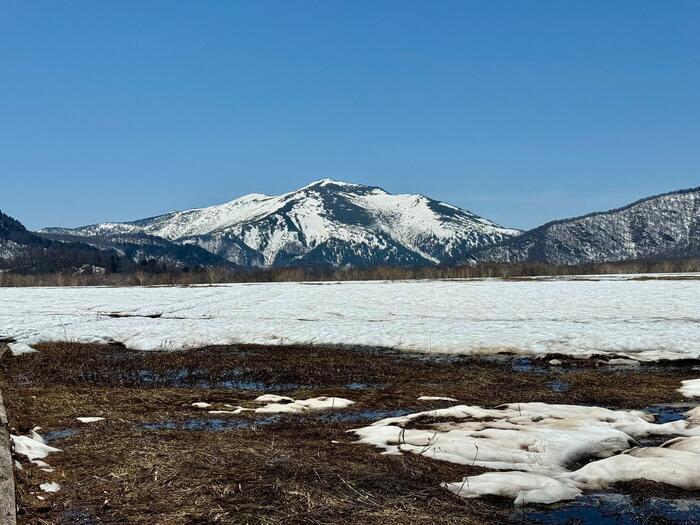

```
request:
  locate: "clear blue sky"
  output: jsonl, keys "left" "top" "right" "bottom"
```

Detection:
{"left": 1, "top": 1, "right": 698, "bottom": 231}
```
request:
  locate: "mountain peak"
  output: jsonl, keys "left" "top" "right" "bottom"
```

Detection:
{"left": 42, "top": 180, "right": 519, "bottom": 268}
{"left": 300, "top": 178, "right": 367, "bottom": 190}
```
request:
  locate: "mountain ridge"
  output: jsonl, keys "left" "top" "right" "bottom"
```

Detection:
{"left": 42, "top": 179, "right": 521, "bottom": 269}
{"left": 10, "top": 181, "right": 700, "bottom": 272}
{"left": 470, "top": 186, "right": 700, "bottom": 265}
{"left": 1, "top": 209, "right": 125, "bottom": 273}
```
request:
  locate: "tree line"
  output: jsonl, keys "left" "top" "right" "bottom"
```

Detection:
{"left": 1, "top": 257, "right": 699, "bottom": 287}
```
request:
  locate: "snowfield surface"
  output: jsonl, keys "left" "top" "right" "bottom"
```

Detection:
{"left": 2, "top": 275, "right": 699, "bottom": 361}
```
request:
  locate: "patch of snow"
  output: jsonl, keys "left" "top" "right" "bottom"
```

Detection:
{"left": 9, "top": 342, "right": 37, "bottom": 356}
{"left": 11, "top": 435, "right": 61, "bottom": 461}
{"left": 606, "top": 358, "right": 641, "bottom": 367}
{"left": 679, "top": 379, "right": 700, "bottom": 398}
{"left": 30, "top": 428, "right": 45, "bottom": 443}
{"left": 446, "top": 471, "right": 581, "bottom": 506}
{"left": 191, "top": 402, "right": 212, "bottom": 409}
{"left": 39, "top": 482, "right": 61, "bottom": 493}
{"left": 32, "top": 459, "right": 53, "bottom": 472}
{"left": 417, "top": 396, "right": 459, "bottom": 402}
{"left": 255, "top": 396, "right": 354, "bottom": 414}
{"left": 254, "top": 394, "right": 294, "bottom": 403}
{"left": 76, "top": 417, "right": 105, "bottom": 423}
{"left": 351, "top": 401, "right": 700, "bottom": 505}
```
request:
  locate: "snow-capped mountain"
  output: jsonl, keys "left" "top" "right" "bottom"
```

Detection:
{"left": 470, "top": 188, "right": 700, "bottom": 265}
{"left": 42, "top": 179, "right": 521, "bottom": 268}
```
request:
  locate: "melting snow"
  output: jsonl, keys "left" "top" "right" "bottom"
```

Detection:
{"left": 255, "top": 396, "right": 354, "bottom": 414}
{"left": 351, "top": 400, "right": 700, "bottom": 505}
{"left": 254, "top": 394, "right": 294, "bottom": 403}
{"left": 417, "top": 396, "right": 459, "bottom": 402}
{"left": 679, "top": 379, "right": 700, "bottom": 398}
{"left": 11, "top": 434, "right": 61, "bottom": 461}
{"left": 76, "top": 417, "right": 105, "bottom": 423}
{"left": 39, "top": 482, "right": 61, "bottom": 493}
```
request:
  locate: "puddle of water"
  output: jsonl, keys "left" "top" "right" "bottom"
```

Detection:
{"left": 511, "top": 358, "right": 549, "bottom": 374}
{"left": 141, "top": 409, "right": 410, "bottom": 431}
{"left": 524, "top": 493, "right": 700, "bottom": 524}
{"left": 220, "top": 379, "right": 303, "bottom": 391}
{"left": 137, "top": 368, "right": 303, "bottom": 391}
{"left": 43, "top": 428, "right": 78, "bottom": 443}
{"left": 59, "top": 510, "right": 94, "bottom": 525}
{"left": 634, "top": 404, "right": 697, "bottom": 447}
{"left": 345, "top": 382, "right": 382, "bottom": 390}
{"left": 547, "top": 380, "right": 570, "bottom": 393}
{"left": 141, "top": 416, "right": 280, "bottom": 431}
{"left": 643, "top": 404, "right": 695, "bottom": 424}
{"left": 316, "top": 408, "right": 411, "bottom": 423}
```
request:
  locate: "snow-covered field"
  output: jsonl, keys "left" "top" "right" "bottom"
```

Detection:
{"left": 2, "top": 274, "right": 699, "bottom": 361}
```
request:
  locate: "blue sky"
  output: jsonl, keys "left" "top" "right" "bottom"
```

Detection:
{"left": 1, "top": 1, "right": 698, "bottom": 230}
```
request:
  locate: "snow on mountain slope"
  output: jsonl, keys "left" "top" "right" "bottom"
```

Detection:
{"left": 43, "top": 179, "right": 520, "bottom": 268}
{"left": 471, "top": 188, "right": 700, "bottom": 265}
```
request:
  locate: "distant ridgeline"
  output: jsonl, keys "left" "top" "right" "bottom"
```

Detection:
{"left": 1, "top": 182, "right": 699, "bottom": 278}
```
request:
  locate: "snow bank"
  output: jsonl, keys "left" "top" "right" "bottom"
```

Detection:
{"left": 351, "top": 402, "right": 700, "bottom": 505}
{"left": 255, "top": 396, "right": 354, "bottom": 414}
{"left": 2, "top": 277, "right": 699, "bottom": 361}
{"left": 679, "top": 379, "right": 700, "bottom": 398}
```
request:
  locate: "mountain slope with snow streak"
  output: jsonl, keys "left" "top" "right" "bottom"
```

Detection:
{"left": 471, "top": 188, "right": 700, "bottom": 265}
{"left": 42, "top": 179, "right": 520, "bottom": 268}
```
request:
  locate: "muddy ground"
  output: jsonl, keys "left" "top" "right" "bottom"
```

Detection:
{"left": 2, "top": 342, "right": 699, "bottom": 524}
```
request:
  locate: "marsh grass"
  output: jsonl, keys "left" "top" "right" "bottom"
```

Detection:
{"left": 2, "top": 343, "right": 698, "bottom": 524}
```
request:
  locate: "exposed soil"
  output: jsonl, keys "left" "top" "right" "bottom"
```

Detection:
{"left": 1, "top": 342, "right": 698, "bottom": 524}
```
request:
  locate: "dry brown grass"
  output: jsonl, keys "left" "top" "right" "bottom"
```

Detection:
{"left": 2, "top": 343, "right": 698, "bottom": 524}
